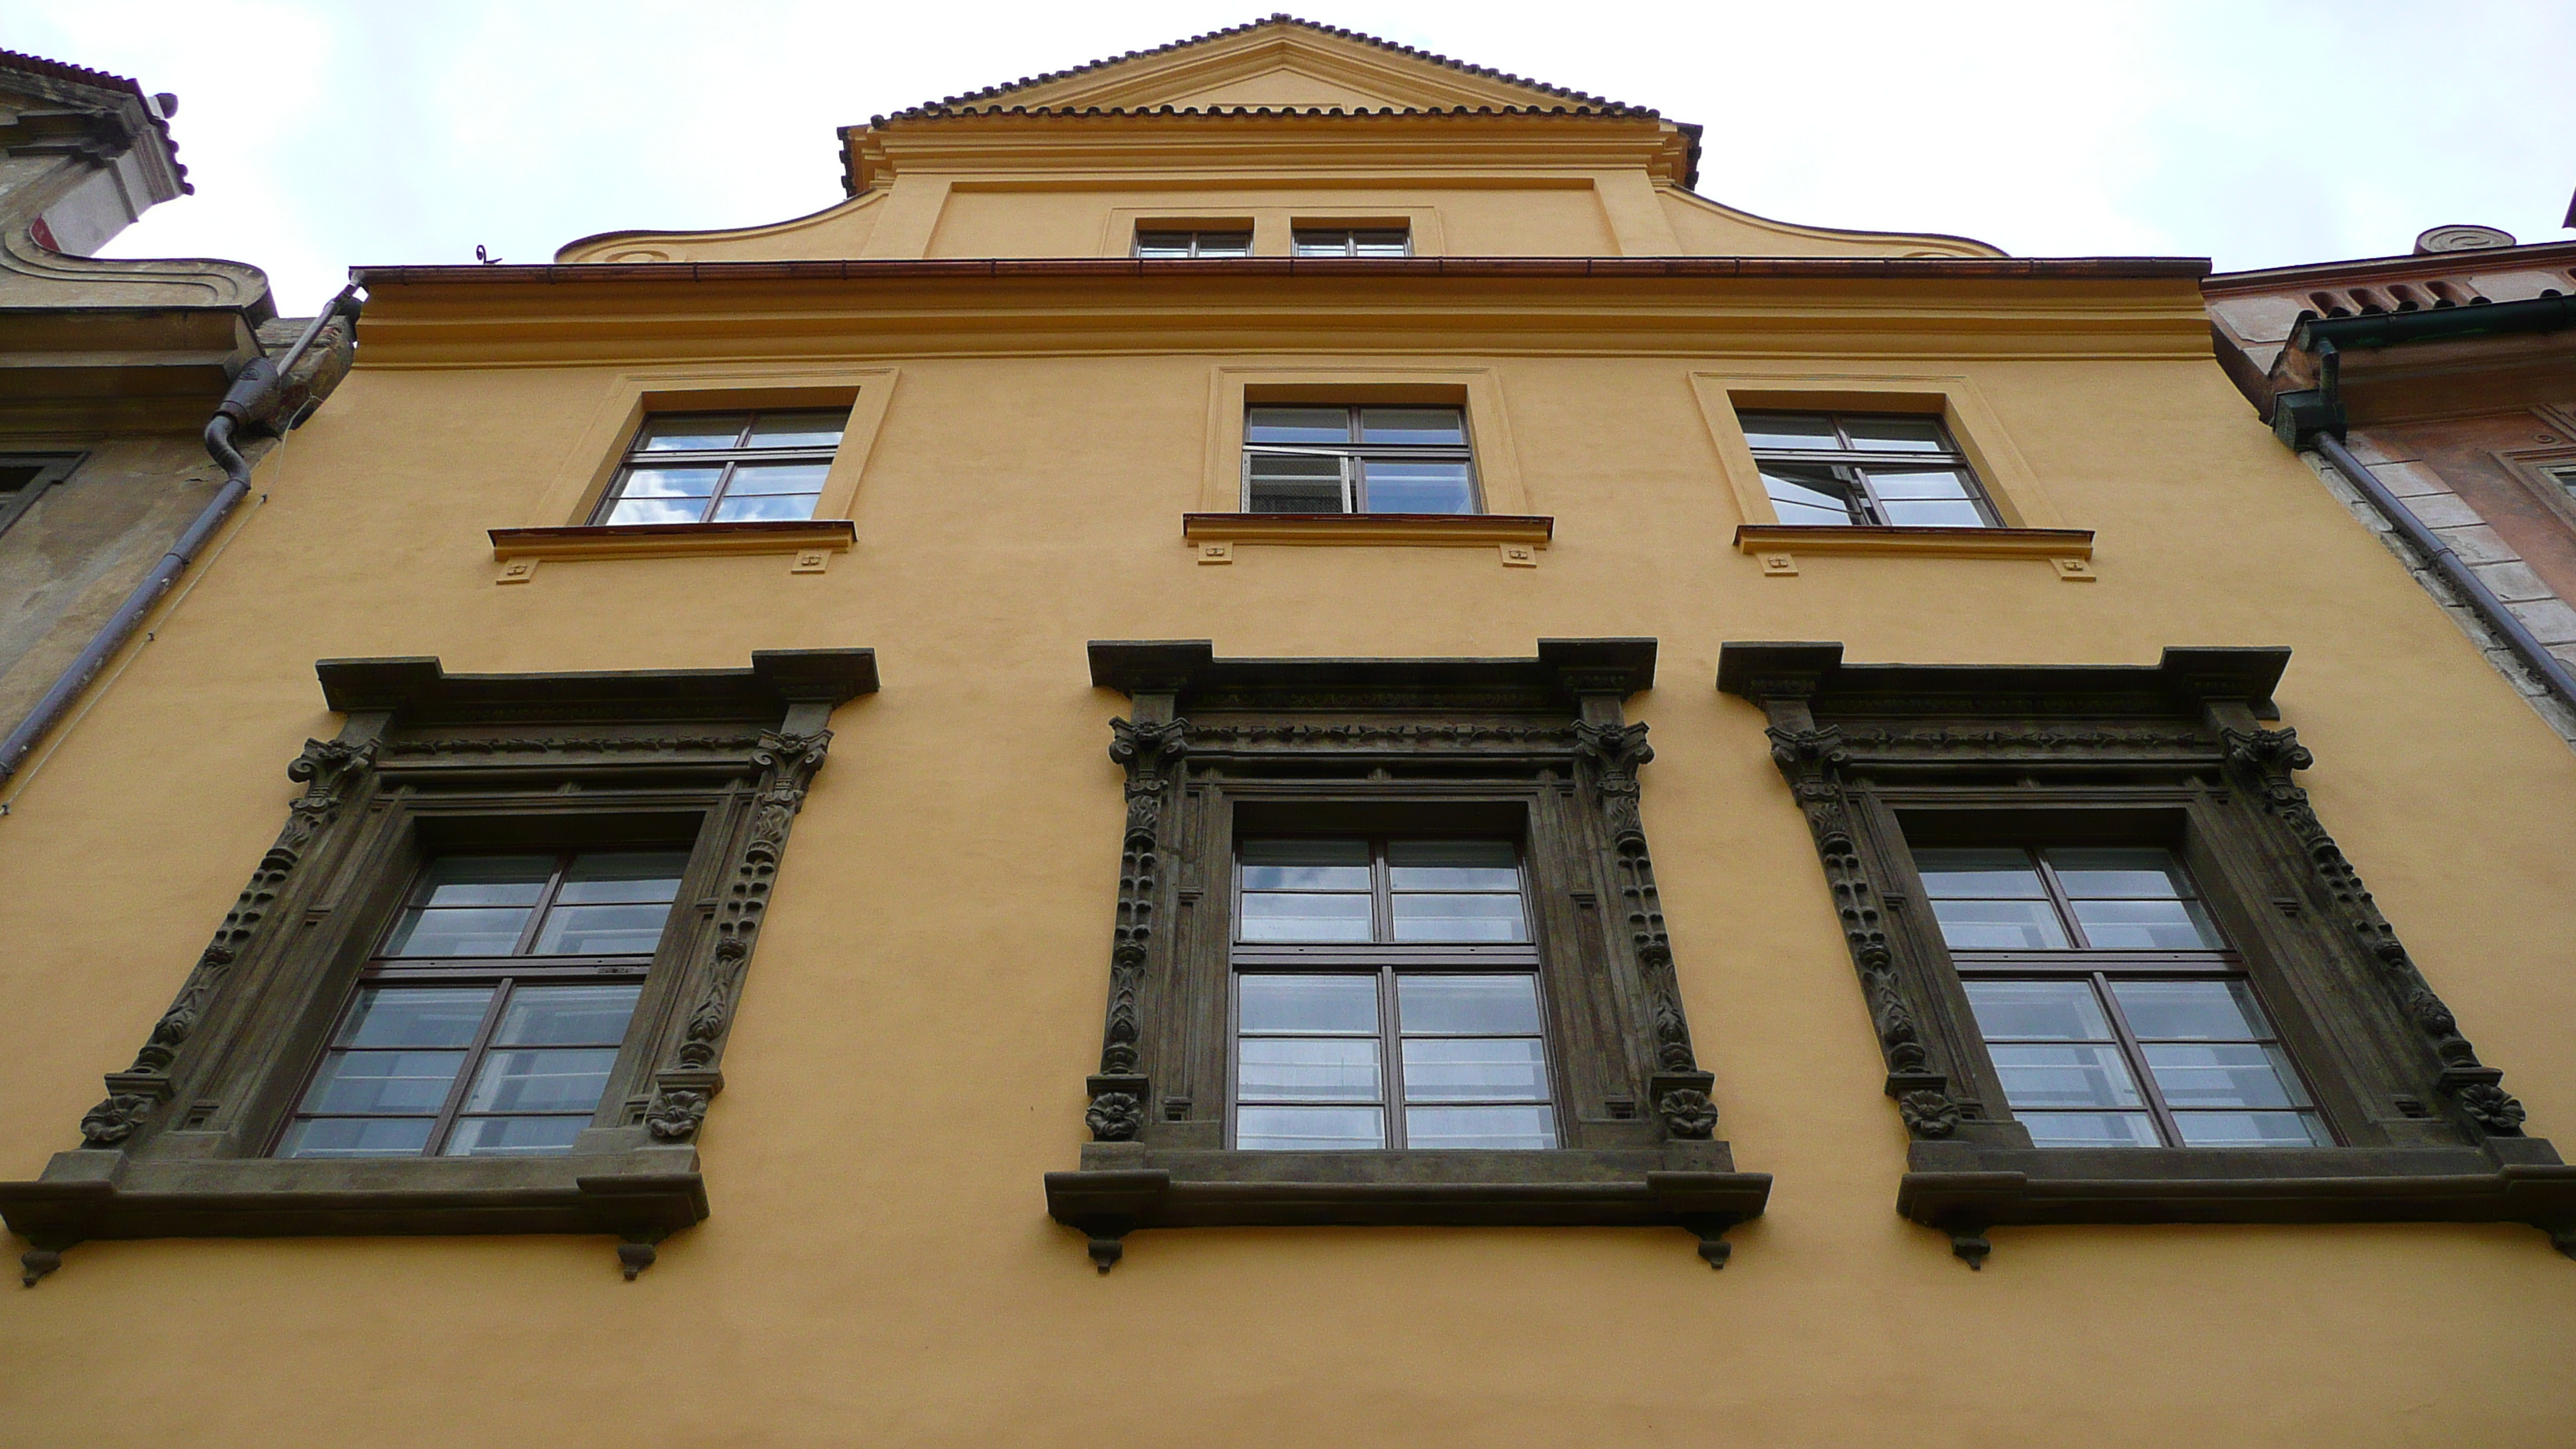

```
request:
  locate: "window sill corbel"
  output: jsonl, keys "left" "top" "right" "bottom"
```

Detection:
{"left": 1733, "top": 523, "right": 2096, "bottom": 581}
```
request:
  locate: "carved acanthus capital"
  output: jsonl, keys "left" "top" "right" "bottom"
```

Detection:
{"left": 1108, "top": 716, "right": 1189, "bottom": 772}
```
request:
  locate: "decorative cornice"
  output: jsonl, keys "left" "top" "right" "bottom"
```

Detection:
{"left": 1088, "top": 638, "right": 1654, "bottom": 708}
{"left": 316, "top": 650, "right": 879, "bottom": 719}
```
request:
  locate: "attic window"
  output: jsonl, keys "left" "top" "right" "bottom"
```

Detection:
{"left": 1293, "top": 228, "right": 1410, "bottom": 259}
{"left": 1136, "top": 229, "right": 1252, "bottom": 259}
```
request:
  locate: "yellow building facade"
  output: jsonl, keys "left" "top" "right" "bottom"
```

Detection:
{"left": 5, "top": 19, "right": 2574, "bottom": 1446}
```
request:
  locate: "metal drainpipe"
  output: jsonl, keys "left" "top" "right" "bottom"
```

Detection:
{"left": 0, "top": 283, "right": 365, "bottom": 785}
{"left": 2300, "top": 383, "right": 2576, "bottom": 713}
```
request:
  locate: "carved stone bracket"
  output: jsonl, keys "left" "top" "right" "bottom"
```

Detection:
{"left": 2220, "top": 725, "right": 2527, "bottom": 1136}
{"left": 1089, "top": 717, "right": 1189, "bottom": 1138}
{"left": 80, "top": 738, "right": 379, "bottom": 1149}
{"left": 645, "top": 728, "right": 832, "bottom": 1140}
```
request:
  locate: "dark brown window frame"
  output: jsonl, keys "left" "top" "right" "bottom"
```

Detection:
{"left": 1721, "top": 640, "right": 2576, "bottom": 1268}
{"left": 1738, "top": 410, "right": 2002, "bottom": 528}
{"left": 1045, "top": 639, "right": 1771, "bottom": 1273}
{"left": 1290, "top": 226, "right": 1410, "bottom": 258}
{"left": 1134, "top": 228, "right": 1253, "bottom": 259}
{"left": 0, "top": 649, "right": 875, "bottom": 1286}
{"left": 1239, "top": 404, "right": 1482, "bottom": 516}
{"left": 587, "top": 409, "right": 848, "bottom": 527}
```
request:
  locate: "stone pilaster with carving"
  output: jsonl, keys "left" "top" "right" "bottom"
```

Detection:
{"left": 2221, "top": 725, "right": 2526, "bottom": 1135}
{"left": 1571, "top": 718, "right": 1718, "bottom": 1140}
{"left": 1087, "top": 716, "right": 1188, "bottom": 1139}
{"left": 646, "top": 728, "right": 831, "bottom": 1141}
{"left": 80, "top": 738, "right": 378, "bottom": 1148}
{"left": 1764, "top": 724, "right": 1961, "bottom": 1133}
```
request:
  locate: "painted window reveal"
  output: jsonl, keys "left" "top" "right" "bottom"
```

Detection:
{"left": 1913, "top": 845, "right": 2328, "bottom": 1150}
{"left": 592, "top": 409, "right": 848, "bottom": 526}
{"left": 1738, "top": 410, "right": 2001, "bottom": 528}
{"left": 1242, "top": 405, "right": 1479, "bottom": 515}
{"left": 1134, "top": 228, "right": 1252, "bottom": 259}
{"left": 1290, "top": 226, "right": 1410, "bottom": 258}
{"left": 1231, "top": 838, "right": 1556, "bottom": 1152}
{"left": 276, "top": 851, "right": 687, "bottom": 1160}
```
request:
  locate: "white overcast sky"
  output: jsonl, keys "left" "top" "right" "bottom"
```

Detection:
{"left": 7, "top": 0, "right": 2572, "bottom": 315}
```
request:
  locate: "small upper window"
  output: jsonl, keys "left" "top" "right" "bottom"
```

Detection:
{"left": 1292, "top": 227, "right": 1410, "bottom": 258}
{"left": 1913, "top": 845, "right": 2328, "bottom": 1151}
{"left": 1242, "top": 405, "right": 1478, "bottom": 515}
{"left": 1738, "top": 411, "right": 2000, "bottom": 529}
{"left": 593, "top": 409, "right": 848, "bottom": 526}
{"left": 1135, "top": 228, "right": 1252, "bottom": 259}
{"left": 276, "top": 851, "right": 687, "bottom": 1160}
{"left": 2548, "top": 464, "right": 2576, "bottom": 503}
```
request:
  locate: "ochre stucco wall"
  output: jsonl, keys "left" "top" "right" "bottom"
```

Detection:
{"left": 2, "top": 319, "right": 2574, "bottom": 1445}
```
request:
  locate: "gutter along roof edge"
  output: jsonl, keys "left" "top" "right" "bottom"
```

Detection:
{"left": 351, "top": 255, "right": 2213, "bottom": 288}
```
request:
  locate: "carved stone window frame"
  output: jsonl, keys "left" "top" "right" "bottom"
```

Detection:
{"left": 0, "top": 649, "right": 876, "bottom": 1285}
{"left": 1045, "top": 639, "right": 1771, "bottom": 1272}
{"left": 1720, "top": 641, "right": 2576, "bottom": 1266}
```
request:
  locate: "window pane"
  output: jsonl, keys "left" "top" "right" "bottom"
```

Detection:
{"left": 1877, "top": 498, "right": 1989, "bottom": 528}
{"left": 1389, "top": 893, "right": 1526, "bottom": 941}
{"left": 2142, "top": 1043, "right": 2310, "bottom": 1108}
{"left": 710, "top": 492, "right": 821, "bottom": 522}
{"left": 1400, "top": 1037, "right": 1547, "bottom": 1101}
{"left": 413, "top": 856, "right": 553, "bottom": 907}
{"left": 612, "top": 465, "right": 721, "bottom": 497}
{"left": 1404, "top": 1105, "right": 1555, "bottom": 1149}
{"left": 743, "top": 410, "right": 847, "bottom": 448}
{"left": 1290, "top": 231, "right": 1351, "bottom": 257}
{"left": 1929, "top": 897, "right": 2071, "bottom": 950}
{"left": 298, "top": 1050, "right": 469, "bottom": 1115}
{"left": 1988, "top": 1044, "right": 2144, "bottom": 1108}
{"left": 1349, "top": 230, "right": 1410, "bottom": 256}
{"left": 442, "top": 1115, "right": 588, "bottom": 1157}
{"left": 636, "top": 415, "right": 749, "bottom": 450}
{"left": 1193, "top": 231, "right": 1252, "bottom": 256}
{"left": 1134, "top": 231, "right": 1194, "bottom": 259}
{"left": 1963, "top": 980, "right": 2112, "bottom": 1040}
{"left": 2048, "top": 848, "right": 2195, "bottom": 898}
{"left": 491, "top": 984, "right": 642, "bottom": 1046}
{"left": 1358, "top": 408, "right": 1466, "bottom": 445}
{"left": 721, "top": 461, "right": 831, "bottom": 495}
{"left": 1239, "top": 975, "right": 1379, "bottom": 1034}
{"left": 2019, "top": 1112, "right": 2160, "bottom": 1148}
{"left": 554, "top": 852, "right": 689, "bottom": 905}
{"left": 1239, "top": 839, "right": 1371, "bottom": 889}
{"left": 1386, "top": 840, "right": 1518, "bottom": 890}
{"left": 1245, "top": 406, "right": 1352, "bottom": 444}
{"left": 1913, "top": 849, "right": 2045, "bottom": 898}
{"left": 1359, "top": 458, "right": 1476, "bottom": 514}
{"left": 334, "top": 985, "right": 495, "bottom": 1047}
{"left": 531, "top": 902, "right": 673, "bottom": 955}
{"left": 2069, "top": 897, "right": 2224, "bottom": 950}
{"left": 1238, "top": 892, "right": 1373, "bottom": 940}
{"left": 2110, "top": 979, "right": 2269, "bottom": 1040}
{"left": 1738, "top": 413, "right": 1841, "bottom": 450}
{"left": 1398, "top": 975, "right": 1541, "bottom": 1035}
{"left": 1238, "top": 1038, "right": 1382, "bottom": 1101}
{"left": 277, "top": 1117, "right": 437, "bottom": 1159}
{"left": 384, "top": 906, "right": 534, "bottom": 957}
{"left": 605, "top": 496, "right": 710, "bottom": 526}
{"left": 1840, "top": 415, "right": 1948, "bottom": 452}
{"left": 1862, "top": 468, "right": 1975, "bottom": 499}
{"left": 461, "top": 1047, "right": 619, "bottom": 1113}
{"left": 1245, "top": 454, "right": 1345, "bottom": 513}
{"left": 2171, "top": 1112, "right": 2331, "bottom": 1148}
{"left": 1761, "top": 466, "right": 1859, "bottom": 526}
{"left": 1237, "top": 1105, "right": 1384, "bottom": 1150}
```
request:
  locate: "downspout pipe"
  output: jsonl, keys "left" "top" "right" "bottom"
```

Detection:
{"left": 2294, "top": 355, "right": 2576, "bottom": 714}
{"left": 0, "top": 283, "right": 364, "bottom": 785}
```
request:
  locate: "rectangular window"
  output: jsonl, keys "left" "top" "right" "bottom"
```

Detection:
{"left": 1738, "top": 411, "right": 2000, "bottom": 528}
{"left": 0, "top": 454, "right": 78, "bottom": 536}
{"left": 1913, "top": 845, "right": 2328, "bottom": 1149}
{"left": 2548, "top": 464, "right": 2576, "bottom": 503}
{"left": 276, "top": 851, "right": 687, "bottom": 1160}
{"left": 1134, "top": 228, "right": 1252, "bottom": 259}
{"left": 1241, "top": 405, "right": 1478, "bottom": 515}
{"left": 1231, "top": 838, "right": 1555, "bottom": 1152}
{"left": 591, "top": 409, "right": 848, "bottom": 526}
{"left": 1291, "top": 227, "right": 1410, "bottom": 258}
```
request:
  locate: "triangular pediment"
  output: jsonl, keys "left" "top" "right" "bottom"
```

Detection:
{"left": 896, "top": 16, "right": 1645, "bottom": 116}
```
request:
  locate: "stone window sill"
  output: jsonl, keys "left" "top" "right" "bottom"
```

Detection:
{"left": 1182, "top": 512, "right": 1553, "bottom": 566}
{"left": 1897, "top": 1139, "right": 2576, "bottom": 1266}
{"left": 1733, "top": 523, "right": 2096, "bottom": 580}
{"left": 0, "top": 1148, "right": 707, "bottom": 1283}
{"left": 1046, "top": 1143, "right": 1769, "bottom": 1271}
{"left": 488, "top": 519, "right": 855, "bottom": 582}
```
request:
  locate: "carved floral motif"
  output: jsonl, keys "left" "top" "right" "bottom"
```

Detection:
{"left": 1096, "top": 718, "right": 1187, "bottom": 1105}
{"left": 645, "top": 1090, "right": 711, "bottom": 1141}
{"left": 1657, "top": 1088, "right": 1718, "bottom": 1139}
{"left": 78, "top": 1094, "right": 153, "bottom": 1147}
{"left": 1084, "top": 1092, "right": 1145, "bottom": 1142}
{"left": 1898, "top": 1090, "right": 1961, "bottom": 1138}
